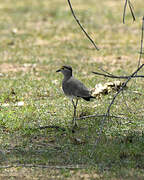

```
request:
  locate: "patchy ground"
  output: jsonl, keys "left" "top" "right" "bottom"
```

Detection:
{"left": 0, "top": 63, "right": 33, "bottom": 73}
{"left": 0, "top": 0, "right": 144, "bottom": 179}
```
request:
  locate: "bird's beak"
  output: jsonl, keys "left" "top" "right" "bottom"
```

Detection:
{"left": 56, "top": 68, "right": 61, "bottom": 72}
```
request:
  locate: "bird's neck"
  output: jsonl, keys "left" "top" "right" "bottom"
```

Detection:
{"left": 63, "top": 74, "right": 72, "bottom": 81}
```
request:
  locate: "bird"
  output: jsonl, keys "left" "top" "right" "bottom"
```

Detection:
{"left": 56, "top": 65, "right": 95, "bottom": 127}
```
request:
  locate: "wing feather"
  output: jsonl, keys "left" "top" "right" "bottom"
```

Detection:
{"left": 62, "top": 77, "right": 91, "bottom": 97}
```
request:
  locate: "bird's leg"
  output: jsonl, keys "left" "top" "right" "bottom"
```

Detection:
{"left": 72, "top": 99, "right": 76, "bottom": 125}
{"left": 72, "top": 99, "right": 78, "bottom": 127}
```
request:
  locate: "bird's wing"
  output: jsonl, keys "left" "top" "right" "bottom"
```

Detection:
{"left": 63, "top": 77, "right": 91, "bottom": 97}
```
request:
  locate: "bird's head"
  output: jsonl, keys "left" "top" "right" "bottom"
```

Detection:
{"left": 56, "top": 65, "right": 72, "bottom": 77}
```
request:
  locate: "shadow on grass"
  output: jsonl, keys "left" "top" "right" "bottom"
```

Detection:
{"left": 0, "top": 118, "right": 144, "bottom": 174}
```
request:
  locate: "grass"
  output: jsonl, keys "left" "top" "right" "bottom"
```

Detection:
{"left": 0, "top": 0, "right": 144, "bottom": 179}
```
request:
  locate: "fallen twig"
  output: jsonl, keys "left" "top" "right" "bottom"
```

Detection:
{"left": 76, "top": 114, "right": 127, "bottom": 120}
{"left": 38, "top": 125, "right": 66, "bottom": 131}
{"left": 0, "top": 164, "right": 86, "bottom": 169}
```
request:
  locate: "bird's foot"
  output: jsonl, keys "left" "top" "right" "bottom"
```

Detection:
{"left": 72, "top": 120, "right": 78, "bottom": 131}
{"left": 73, "top": 122, "right": 78, "bottom": 128}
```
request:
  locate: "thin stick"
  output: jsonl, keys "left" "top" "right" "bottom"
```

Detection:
{"left": 90, "top": 64, "right": 144, "bottom": 157}
{"left": 121, "top": 90, "right": 133, "bottom": 114}
{"left": 107, "top": 65, "right": 144, "bottom": 129}
{"left": 39, "top": 125, "right": 66, "bottom": 131}
{"left": 107, "top": 64, "right": 144, "bottom": 117}
{"left": 0, "top": 164, "right": 85, "bottom": 169}
{"left": 92, "top": 71, "right": 144, "bottom": 79}
{"left": 123, "top": 0, "right": 135, "bottom": 24}
{"left": 128, "top": 0, "right": 136, "bottom": 22}
{"left": 67, "top": 0, "right": 99, "bottom": 50}
{"left": 91, "top": 17, "right": 144, "bottom": 155}
{"left": 123, "top": 0, "right": 128, "bottom": 24}
{"left": 76, "top": 114, "right": 127, "bottom": 120}
{"left": 98, "top": 67, "right": 115, "bottom": 76}
{"left": 138, "top": 16, "right": 144, "bottom": 68}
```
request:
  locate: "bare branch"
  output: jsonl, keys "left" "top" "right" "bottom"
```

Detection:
{"left": 90, "top": 17, "right": 144, "bottom": 156}
{"left": 138, "top": 16, "right": 144, "bottom": 67}
{"left": 123, "top": 0, "right": 128, "bottom": 24}
{"left": 90, "top": 64, "right": 144, "bottom": 157}
{"left": 128, "top": 0, "right": 136, "bottom": 22}
{"left": 98, "top": 67, "right": 115, "bottom": 76}
{"left": 123, "top": 0, "right": 135, "bottom": 24}
{"left": 121, "top": 90, "right": 133, "bottom": 114}
{"left": 92, "top": 71, "right": 144, "bottom": 79}
{"left": 107, "top": 64, "right": 144, "bottom": 121}
{"left": 67, "top": 0, "right": 99, "bottom": 50}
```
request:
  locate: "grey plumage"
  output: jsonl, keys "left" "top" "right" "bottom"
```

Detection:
{"left": 62, "top": 76, "right": 93, "bottom": 101}
{"left": 56, "top": 65, "right": 94, "bottom": 127}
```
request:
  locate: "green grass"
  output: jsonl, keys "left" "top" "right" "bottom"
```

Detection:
{"left": 0, "top": 0, "right": 144, "bottom": 179}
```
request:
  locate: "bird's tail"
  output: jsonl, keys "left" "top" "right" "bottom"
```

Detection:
{"left": 82, "top": 96, "right": 95, "bottom": 101}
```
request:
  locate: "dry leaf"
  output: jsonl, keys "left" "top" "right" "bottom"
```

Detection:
{"left": 92, "top": 81, "right": 127, "bottom": 97}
